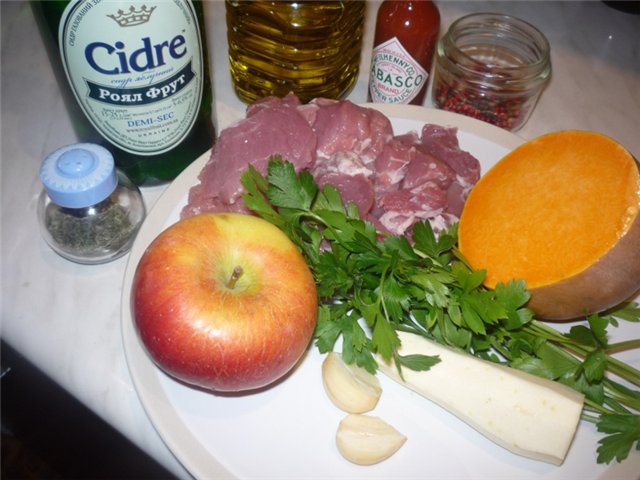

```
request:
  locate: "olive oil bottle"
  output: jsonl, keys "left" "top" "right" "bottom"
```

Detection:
{"left": 226, "top": 0, "right": 365, "bottom": 104}
{"left": 31, "top": 0, "right": 216, "bottom": 186}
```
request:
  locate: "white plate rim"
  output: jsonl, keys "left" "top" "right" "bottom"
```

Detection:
{"left": 120, "top": 105, "right": 527, "bottom": 479}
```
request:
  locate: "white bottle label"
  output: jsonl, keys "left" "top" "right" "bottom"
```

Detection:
{"left": 369, "top": 37, "right": 428, "bottom": 104}
{"left": 58, "top": 0, "right": 204, "bottom": 155}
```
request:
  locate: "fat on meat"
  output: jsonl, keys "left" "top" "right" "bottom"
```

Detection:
{"left": 376, "top": 181, "right": 448, "bottom": 235}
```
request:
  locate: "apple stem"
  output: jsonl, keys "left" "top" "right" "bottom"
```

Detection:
{"left": 227, "top": 266, "right": 244, "bottom": 289}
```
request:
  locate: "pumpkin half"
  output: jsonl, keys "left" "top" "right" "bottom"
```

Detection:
{"left": 459, "top": 130, "right": 640, "bottom": 320}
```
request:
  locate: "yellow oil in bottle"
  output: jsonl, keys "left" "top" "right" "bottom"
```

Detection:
{"left": 226, "top": 1, "right": 365, "bottom": 104}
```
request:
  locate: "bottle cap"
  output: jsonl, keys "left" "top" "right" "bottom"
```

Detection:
{"left": 40, "top": 143, "right": 117, "bottom": 209}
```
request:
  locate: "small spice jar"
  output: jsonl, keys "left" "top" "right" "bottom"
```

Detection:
{"left": 37, "top": 143, "right": 145, "bottom": 264}
{"left": 431, "top": 13, "right": 551, "bottom": 131}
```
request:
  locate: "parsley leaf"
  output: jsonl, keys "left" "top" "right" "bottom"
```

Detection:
{"left": 397, "top": 353, "right": 441, "bottom": 371}
{"left": 597, "top": 413, "right": 640, "bottom": 464}
{"left": 266, "top": 158, "right": 317, "bottom": 210}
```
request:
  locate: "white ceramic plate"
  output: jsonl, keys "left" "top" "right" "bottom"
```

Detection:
{"left": 121, "top": 105, "right": 640, "bottom": 480}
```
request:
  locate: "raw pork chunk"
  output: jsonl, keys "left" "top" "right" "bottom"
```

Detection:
{"left": 181, "top": 94, "right": 481, "bottom": 237}
{"left": 182, "top": 94, "right": 316, "bottom": 216}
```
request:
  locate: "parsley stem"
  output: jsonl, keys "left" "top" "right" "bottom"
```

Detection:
{"left": 606, "top": 338, "right": 640, "bottom": 354}
{"left": 488, "top": 339, "right": 514, "bottom": 362}
{"left": 580, "top": 412, "right": 599, "bottom": 425}
{"left": 525, "top": 320, "right": 640, "bottom": 387}
{"left": 583, "top": 399, "right": 610, "bottom": 416}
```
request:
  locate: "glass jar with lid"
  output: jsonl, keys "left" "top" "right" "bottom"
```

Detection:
{"left": 37, "top": 143, "right": 146, "bottom": 265}
{"left": 431, "top": 13, "right": 551, "bottom": 131}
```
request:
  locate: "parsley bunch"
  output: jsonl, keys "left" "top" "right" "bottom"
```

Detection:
{"left": 241, "top": 158, "right": 640, "bottom": 464}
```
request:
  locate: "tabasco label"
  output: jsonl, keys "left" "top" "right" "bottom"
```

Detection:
{"left": 369, "top": 37, "right": 428, "bottom": 104}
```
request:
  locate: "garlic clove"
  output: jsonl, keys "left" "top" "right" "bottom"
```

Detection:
{"left": 322, "top": 352, "right": 382, "bottom": 413}
{"left": 336, "top": 414, "right": 407, "bottom": 465}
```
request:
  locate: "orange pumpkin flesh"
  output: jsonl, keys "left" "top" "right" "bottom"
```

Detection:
{"left": 459, "top": 130, "right": 640, "bottom": 320}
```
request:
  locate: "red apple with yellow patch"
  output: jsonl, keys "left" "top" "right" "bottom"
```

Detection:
{"left": 131, "top": 213, "right": 318, "bottom": 392}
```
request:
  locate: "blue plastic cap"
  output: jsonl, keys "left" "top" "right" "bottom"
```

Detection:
{"left": 40, "top": 143, "right": 117, "bottom": 208}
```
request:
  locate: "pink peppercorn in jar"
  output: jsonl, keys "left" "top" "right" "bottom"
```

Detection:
{"left": 431, "top": 13, "right": 551, "bottom": 131}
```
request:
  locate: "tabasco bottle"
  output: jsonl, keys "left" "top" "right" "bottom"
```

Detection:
{"left": 369, "top": 1, "right": 440, "bottom": 106}
{"left": 30, "top": 0, "right": 216, "bottom": 186}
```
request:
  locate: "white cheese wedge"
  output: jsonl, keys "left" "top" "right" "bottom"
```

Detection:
{"left": 376, "top": 331, "right": 585, "bottom": 465}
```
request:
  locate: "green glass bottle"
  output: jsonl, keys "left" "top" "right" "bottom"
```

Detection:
{"left": 31, "top": 0, "right": 216, "bottom": 186}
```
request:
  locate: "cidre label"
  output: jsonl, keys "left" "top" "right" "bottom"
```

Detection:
{"left": 59, "top": 0, "right": 204, "bottom": 155}
{"left": 369, "top": 37, "right": 428, "bottom": 104}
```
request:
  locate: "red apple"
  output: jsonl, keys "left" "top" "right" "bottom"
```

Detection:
{"left": 131, "top": 213, "right": 318, "bottom": 392}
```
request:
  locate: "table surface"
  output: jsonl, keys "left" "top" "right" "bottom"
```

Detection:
{"left": 2, "top": 1, "right": 639, "bottom": 478}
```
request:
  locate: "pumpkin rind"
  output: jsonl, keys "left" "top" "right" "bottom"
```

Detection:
{"left": 459, "top": 130, "right": 640, "bottom": 320}
{"left": 527, "top": 212, "right": 640, "bottom": 320}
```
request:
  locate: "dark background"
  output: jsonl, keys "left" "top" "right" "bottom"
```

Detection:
{"left": 1, "top": 341, "right": 178, "bottom": 479}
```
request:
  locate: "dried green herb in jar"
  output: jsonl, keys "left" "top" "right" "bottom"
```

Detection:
{"left": 38, "top": 143, "right": 145, "bottom": 264}
{"left": 45, "top": 200, "right": 136, "bottom": 255}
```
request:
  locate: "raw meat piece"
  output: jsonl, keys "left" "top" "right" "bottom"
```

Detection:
{"left": 307, "top": 99, "right": 392, "bottom": 217}
{"left": 181, "top": 94, "right": 482, "bottom": 240}
{"left": 377, "top": 182, "right": 448, "bottom": 235}
{"left": 315, "top": 171, "right": 375, "bottom": 217}
{"left": 311, "top": 149, "right": 376, "bottom": 216}
{"left": 246, "top": 92, "right": 302, "bottom": 117}
{"left": 374, "top": 138, "right": 412, "bottom": 198}
{"left": 418, "top": 123, "right": 481, "bottom": 219}
{"left": 312, "top": 150, "right": 373, "bottom": 179}
{"left": 420, "top": 124, "right": 481, "bottom": 187}
{"left": 371, "top": 130, "right": 458, "bottom": 235}
{"left": 379, "top": 182, "right": 447, "bottom": 213}
{"left": 445, "top": 181, "right": 468, "bottom": 218}
{"left": 402, "top": 150, "right": 456, "bottom": 190}
{"left": 311, "top": 98, "right": 393, "bottom": 164}
{"left": 394, "top": 131, "right": 420, "bottom": 146}
{"left": 182, "top": 100, "right": 316, "bottom": 217}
